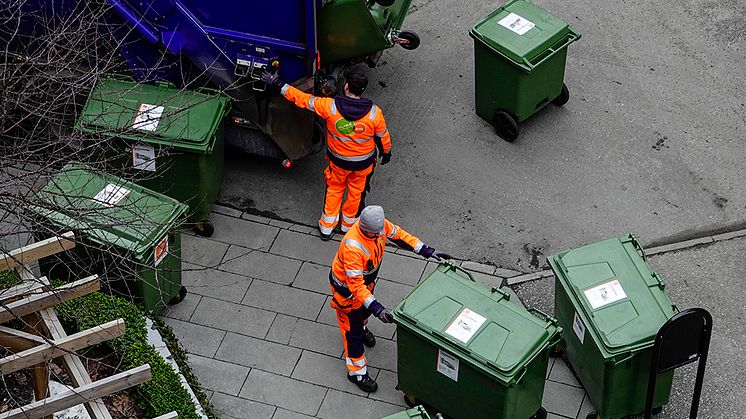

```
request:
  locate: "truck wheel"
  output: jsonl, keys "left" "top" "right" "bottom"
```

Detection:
{"left": 403, "top": 393, "right": 418, "bottom": 408}
{"left": 530, "top": 407, "right": 547, "bottom": 419}
{"left": 397, "top": 30, "right": 421, "bottom": 50}
{"left": 169, "top": 286, "right": 188, "bottom": 305}
{"left": 552, "top": 83, "right": 570, "bottom": 106}
{"left": 492, "top": 110, "right": 519, "bottom": 142}
{"left": 193, "top": 220, "right": 215, "bottom": 237}
{"left": 375, "top": 0, "right": 396, "bottom": 6}
{"left": 652, "top": 406, "right": 663, "bottom": 415}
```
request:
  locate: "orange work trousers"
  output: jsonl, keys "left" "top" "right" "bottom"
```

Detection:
{"left": 330, "top": 290, "right": 373, "bottom": 377}
{"left": 318, "top": 161, "right": 375, "bottom": 235}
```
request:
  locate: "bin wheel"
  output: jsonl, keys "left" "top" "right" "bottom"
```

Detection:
{"left": 549, "top": 344, "right": 564, "bottom": 358}
{"left": 492, "top": 110, "right": 519, "bottom": 142}
{"left": 403, "top": 393, "right": 418, "bottom": 408}
{"left": 552, "top": 83, "right": 570, "bottom": 106}
{"left": 652, "top": 406, "right": 663, "bottom": 415}
{"left": 586, "top": 413, "right": 600, "bottom": 419}
{"left": 530, "top": 407, "right": 547, "bottom": 419}
{"left": 169, "top": 286, "right": 187, "bottom": 305}
{"left": 397, "top": 30, "right": 421, "bottom": 50}
{"left": 193, "top": 220, "right": 215, "bottom": 237}
{"left": 374, "top": 0, "right": 396, "bottom": 5}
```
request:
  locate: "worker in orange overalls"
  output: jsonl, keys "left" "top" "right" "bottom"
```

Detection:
{"left": 327, "top": 205, "right": 439, "bottom": 392}
{"left": 262, "top": 69, "right": 392, "bottom": 240}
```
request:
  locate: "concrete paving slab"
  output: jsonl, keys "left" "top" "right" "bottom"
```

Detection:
{"left": 269, "top": 219, "right": 294, "bottom": 229}
{"left": 293, "top": 262, "right": 332, "bottom": 294}
{"left": 216, "top": 332, "right": 302, "bottom": 376}
{"left": 365, "top": 337, "right": 397, "bottom": 372}
{"left": 160, "top": 293, "right": 201, "bottom": 322}
{"left": 243, "top": 279, "right": 326, "bottom": 321}
{"left": 209, "top": 213, "right": 279, "bottom": 251}
{"left": 542, "top": 380, "right": 586, "bottom": 419}
{"left": 289, "top": 224, "right": 316, "bottom": 234}
{"left": 371, "top": 279, "right": 414, "bottom": 340}
{"left": 316, "top": 296, "right": 338, "bottom": 327}
{"left": 317, "top": 389, "right": 373, "bottom": 419}
{"left": 191, "top": 296, "right": 276, "bottom": 338}
{"left": 460, "top": 260, "right": 496, "bottom": 275}
{"left": 212, "top": 205, "right": 243, "bottom": 218}
{"left": 576, "top": 394, "right": 595, "bottom": 419}
{"left": 240, "top": 369, "right": 327, "bottom": 416}
{"left": 181, "top": 233, "right": 229, "bottom": 267}
{"left": 162, "top": 317, "right": 226, "bottom": 358}
{"left": 189, "top": 354, "right": 250, "bottom": 396}
{"left": 182, "top": 267, "right": 251, "bottom": 303}
{"left": 494, "top": 267, "right": 523, "bottom": 278}
{"left": 548, "top": 359, "right": 582, "bottom": 388}
{"left": 378, "top": 253, "right": 428, "bottom": 286}
{"left": 368, "top": 369, "right": 406, "bottom": 407}
{"left": 221, "top": 246, "right": 303, "bottom": 285}
{"left": 210, "top": 391, "right": 276, "bottom": 419}
{"left": 290, "top": 350, "right": 379, "bottom": 392}
{"left": 266, "top": 313, "right": 301, "bottom": 345}
{"left": 270, "top": 229, "right": 340, "bottom": 265}
{"left": 241, "top": 212, "right": 272, "bottom": 224}
{"left": 273, "top": 409, "right": 315, "bottom": 419}
{"left": 419, "top": 261, "right": 440, "bottom": 283}
{"left": 288, "top": 319, "right": 344, "bottom": 357}
{"left": 468, "top": 269, "right": 504, "bottom": 289}
{"left": 368, "top": 401, "right": 404, "bottom": 419}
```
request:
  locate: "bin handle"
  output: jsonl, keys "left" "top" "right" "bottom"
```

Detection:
{"left": 444, "top": 262, "right": 476, "bottom": 283}
{"left": 611, "top": 351, "right": 635, "bottom": 366}
{"left": 522, "top": 32, "right": 579, "bottom": 71}
{"left": 629, "top": 234, "right": 647, "bottom": 261}
{"left": 527, "top": 307, "right": 558, "bottom": 326}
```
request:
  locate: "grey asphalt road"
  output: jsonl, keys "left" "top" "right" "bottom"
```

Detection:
{"left": 512, "top": 236, "right": 746, "bottom": 418}
{"left": 219, "top": 0, "right": 746, "bottom": 272}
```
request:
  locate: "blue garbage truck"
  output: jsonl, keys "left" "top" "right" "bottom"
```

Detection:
{"left": 4, "top": 0, "right": 419, "bottom": 162}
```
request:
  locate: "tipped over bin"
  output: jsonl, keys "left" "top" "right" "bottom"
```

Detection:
{"left": 470, "top": 0, "right": 580, "bottom": 142}
{"left": 392, "top": 262, "right": 559, "bottom": 419}
{"left": 547, "top": 234, "right": 678, "bottom": 419}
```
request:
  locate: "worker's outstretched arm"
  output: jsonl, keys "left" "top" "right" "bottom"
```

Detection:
{"left": 262, "top": 71, "right": 333, "bottom": 119}
{"left": 384, "top": 219, "right": 435, "bottom": 258}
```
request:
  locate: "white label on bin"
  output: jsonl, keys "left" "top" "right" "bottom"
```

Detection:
{"left": 133, "top": 103, "right": 164, "bottom": 132}
{"left": 583, "top": 279, "right": 627, "bottom": 309}
{"left": 154, "top": 235, "right": 168, "bottom": 267}
{"left": 437, "top": 349, "right": 459, "bottom": 382}
{"left": 92, "top": 184, "right": 130, "bottom": 207}
{"left": 498, "top": 12, "right": 535, "bottom": 35}
{"left": 573, "top": 311, "right": 585, "bottom": 344}
{"left": 132, "top": 143, "right": 156, "bottom": 172}
{"left": 444, "top": 308, "right": 487, "bottom": 344}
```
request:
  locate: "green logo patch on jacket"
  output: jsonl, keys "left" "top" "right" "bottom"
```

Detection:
{"left": 335, "top": 118, "right": 355, "bottom": 135}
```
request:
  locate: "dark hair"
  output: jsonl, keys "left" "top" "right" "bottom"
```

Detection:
{"left": 345, "top": 70, "right": 368, "bottom": 96}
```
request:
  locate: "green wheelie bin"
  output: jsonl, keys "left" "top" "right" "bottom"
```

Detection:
{"left": 392, "top": 262, "right": 559, "bottom": 419}
{"left": 75, "top": 76, "right": 230, "bottom": 237}
{"left": 469, "top": 0, "right": 580, "bottom": 142}
{"left": 547, "top": 234, "right": 678, "bottom": 419}
{"left": 380, "top": 405, "right": 432, "bottom": 419}
{"left": 29, "top": 163, "right": 189, "bottom": 315}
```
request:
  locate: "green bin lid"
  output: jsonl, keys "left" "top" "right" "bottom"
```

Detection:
{"left": 469, "top": 0, "right": 579, "bottom": 71}
{"left": 547, "top": 234, "right": 677, "bottom": 355}
{"left": 380, "top": 405, "right": 432, "bottom": 419}
{"left": 393, "top": 263, "right": 559, "bottom": 384}
{"left": 28, "top": 163, "right": 188, "bottom": 262}
{"left": 76, "top": 77, "right": 231, "bottom": 154}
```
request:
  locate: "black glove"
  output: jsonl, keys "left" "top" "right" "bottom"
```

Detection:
{"left": 418, "top": 244, "right": 436, "bottom": 259}
{"left": 368, "top": 300, "right": 394, "bottom": 323}
{"left": 380, "top": 152, "right": 391, "bottom": 165}
{"left": 261, "top": 71, "right": 285, "bottom": 91}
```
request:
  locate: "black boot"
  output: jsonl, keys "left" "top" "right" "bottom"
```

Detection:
{"left": 363, "top": 328, "right": 376, "bottom": 347}
{"left": 347, "top": 373, "right": 378, "bottom": 393}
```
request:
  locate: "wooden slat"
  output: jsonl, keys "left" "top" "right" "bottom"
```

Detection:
{"left": 0, "top": 232, "right": 75, "bottom": 271}
{"left": 152, "top": 412, "right": 178, "bottom": 419}
{"left": 0, "top": 325, "right": 47, "bottom": 351}
{"left": 0, "top": 275, "right": 99, "bottom": 324}
{"left": 38, "top": 308, "right": 113, "bottom": 419}
{"left": 0, "top": 278, "right": 47, "bottom": 304}
{"left": 0, "top": 364, "right": 152, "bottom": 419}
{"left": 0, "top": 319, "right": 125, "bottom": 374}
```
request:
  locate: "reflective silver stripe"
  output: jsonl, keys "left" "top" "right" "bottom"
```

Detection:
{"left": 413, "top": 241, "right": 424, "bottom": 253}
{"left": 363, "top": 295, "right": 376, "bottom": 308}
{"left": 345, "top": 269, "right": 364, "bottom": 277}
{"left": 329, "top": 132, "right": 373, "bottom": 144}
{"left": 346, "top": 357, "right": 367, "bottom": 367}
{"left": 330, "top": 100, "right": 337, "bottom": 115}
{"left": 340, "top": 224, "right": 351, "bottom": 233}
{"left": 321, "top": 213, "right": 338, "bottom": 224}
{"left": 375, "top": 128, "right": 388, "bottom": 136}
{"left": 328, "top": 149, "right": 376, "bottom": 162}
{"left": 331, "top": 274, "right": 348, "bottom": 289}
{"left": 319, "top": 223, "right": 334, "bottom": 235}
{"left": 369, "top": 105, "right": 378, "bottom": 120}
{"left": 362, "top": 265, "right": 379, "bottom": 276}
{"left": 308, "top": 96, "right": 317, "bottom": 112}
{"left": 387, "top": 225, "right": 399, "bottom": 239}
{"left": 280, "top": 84, "right": 289, "bottom": 95}
{"left": 349, "top": 365, "right": 368, "bottom": 375}
{"left": 342, "top": 215, "right": 358, "bottom": 224}
{"left": 344, "top": 239, "right": 370, "bottom": 256}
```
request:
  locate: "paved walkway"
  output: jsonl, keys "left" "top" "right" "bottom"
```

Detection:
{"left": 161, "top": 206, "right": 595, "bottom": 419}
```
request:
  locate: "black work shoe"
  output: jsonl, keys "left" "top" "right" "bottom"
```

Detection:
{"left": 347, "top": 373, "right": 378, "bottom": 393}
{"left": 363, "top": 328, "right": 376, "bottom": 347}
{"left": 319, "top": 227, "right": 333, "bottom": 241}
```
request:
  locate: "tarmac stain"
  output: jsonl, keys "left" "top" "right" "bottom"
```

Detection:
{"left": 523, "top": 244, "right": 544, "bottom": 270}
{"left": 713, "top": 196, "right": 728, "bottom": 209}
{"left": 652, "top": 132, "right": 669, "bottom": 151}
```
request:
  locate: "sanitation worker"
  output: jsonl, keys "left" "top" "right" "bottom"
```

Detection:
{"left": 327, "top": 205, "right": 440, "bottom": 392}
{"left": 262, "top": 69, "right": 392, "bottom": 240}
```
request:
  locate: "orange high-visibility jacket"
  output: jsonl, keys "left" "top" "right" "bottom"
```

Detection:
{"left": 330, "top": 219, "right": 423, "bottom": 310}
{"left": 282, "top": 84, "right": 391, "bottom": 170}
